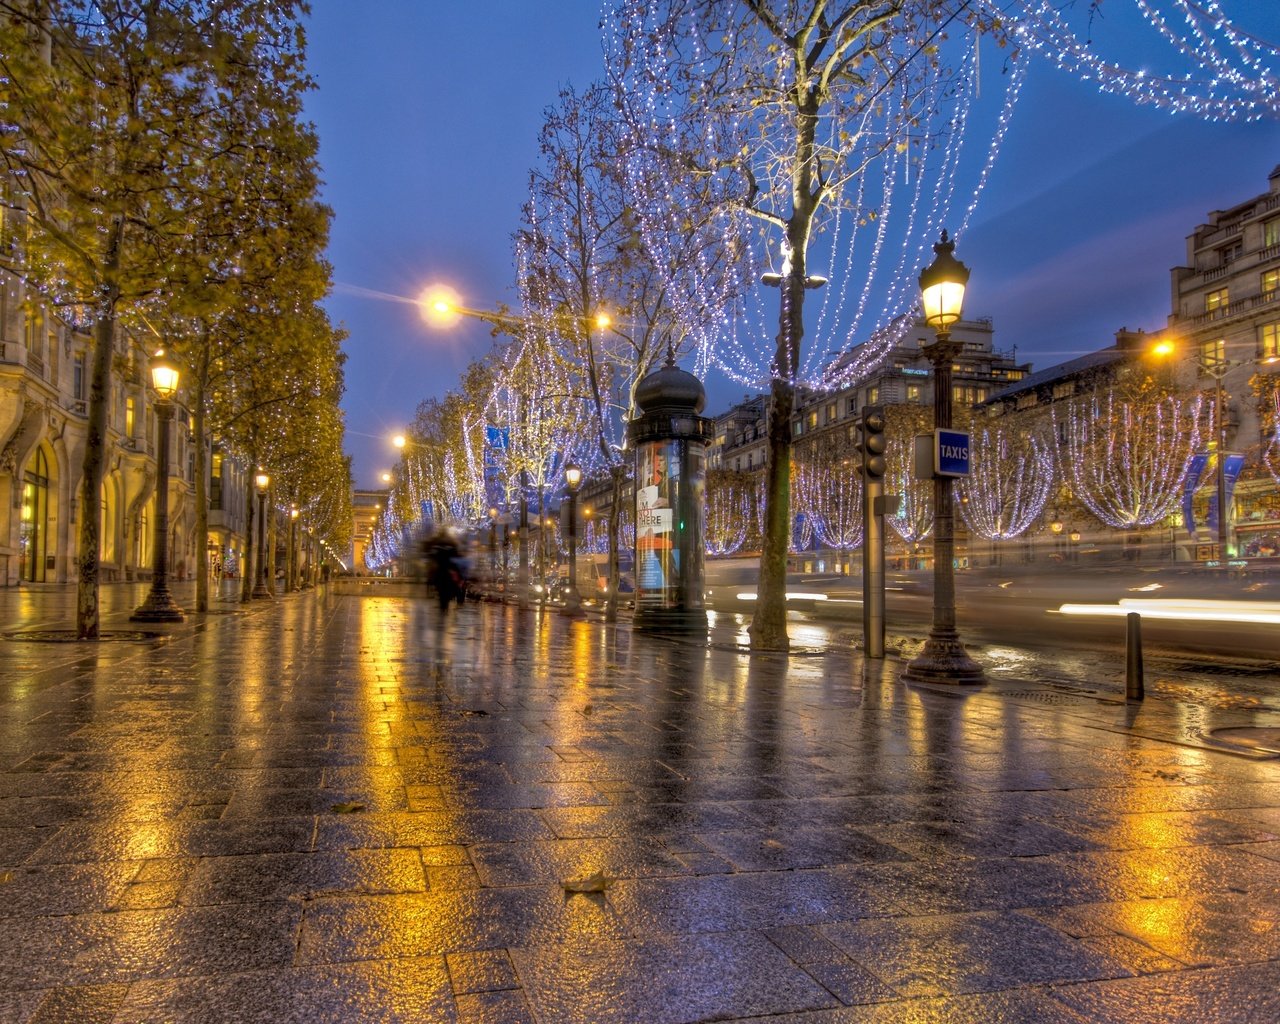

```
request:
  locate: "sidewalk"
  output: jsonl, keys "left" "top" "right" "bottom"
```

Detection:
{"left": 1, "top": 587, "right": 1278, "bottom": 1022}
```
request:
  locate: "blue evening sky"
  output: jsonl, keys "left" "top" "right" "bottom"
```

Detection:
{"left": 303, "top": 2, "right": 1280, "bottom": 489}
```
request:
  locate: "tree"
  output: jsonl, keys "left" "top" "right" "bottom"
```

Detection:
{"left": 794, "top": 431, "right": 862, "bottom": 555}
{"left": 706, "top": 469, "right": 756, "bottom": 555}
{"left": 884, "top": 404, "right": 932, "bottom": 546}
{"left": 958, "top": 423, "right": 1054, "bottom": 562}
{"left": 0, "top": 0, "right": 310, "bottom": 636}
{"left": 609, "top": 0, "right": 1011, "bottom": 649}
{"left": 1053, "top": 379, "right": 1209, "bottom": 530}
{"left": 518, "top": 82, "right": 742, "bottom": 617}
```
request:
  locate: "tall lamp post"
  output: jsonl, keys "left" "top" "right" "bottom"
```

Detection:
{"left": 252, "top": 471, "right": 272, "bottom": 599}
{"left": 286, "top": 506, "right": 299, "bottom": 592}
{"left": 902, "top": 231, "right": 985, "bottom": 685}
{"left": 132, "top": 351, "right": 185, "bottom": 622}
{"left": 562, "top": 463, "right": 583, "bottom": 615}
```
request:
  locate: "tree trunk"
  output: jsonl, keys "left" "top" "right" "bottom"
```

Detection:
{"left": 241, "top": 476, "right": 255, "bottom": 603}
{"left": 193, "top": 334, "right": 211, "bottom": 612}
{"left": 748, "top": 94, "right": 820, "bottom": 652}
{"left": 605, "top": 463, "right": 624, "bottom": 622}
{"left": 76, "top": 228, "right": 124, "bottom": 639}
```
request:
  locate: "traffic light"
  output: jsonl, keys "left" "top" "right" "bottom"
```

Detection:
{"left": 857, "top": 405, "right": 887, "bottom": 480}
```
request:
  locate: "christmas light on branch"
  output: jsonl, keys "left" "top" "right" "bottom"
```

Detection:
{"left": 1053, "top": 383, "right": 1208, "bottom": 529}
{"left": 958, "top": 426, "right": 1055, "bottom": 540}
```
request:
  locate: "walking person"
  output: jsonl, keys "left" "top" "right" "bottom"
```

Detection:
{"left": 423, "top": 527, "right": 463, "bottom": 613}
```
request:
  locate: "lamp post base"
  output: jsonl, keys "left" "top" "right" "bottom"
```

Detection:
{"left": 252, "top": 577, "right": 272, "bottom": 599}
{"left": 901, "top": 629, "right": 985, "bottom": 685}
{"left": 130, "top": 589, "right": 185, "bottom": 623}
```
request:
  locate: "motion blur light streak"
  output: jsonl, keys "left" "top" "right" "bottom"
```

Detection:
{"left": 1057, "top": 599, "right": 1280, "bottom": 625}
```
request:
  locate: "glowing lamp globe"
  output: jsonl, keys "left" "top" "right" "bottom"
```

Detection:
{"left": 150, "top": 351, "right": 180, "bottom": 399}
{"left": 918, "top": 230, "right": 969, "bottom": 330}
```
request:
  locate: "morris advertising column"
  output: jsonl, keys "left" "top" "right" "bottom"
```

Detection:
{"left": 628, "top": 358, "right": 712, "bottom": 635}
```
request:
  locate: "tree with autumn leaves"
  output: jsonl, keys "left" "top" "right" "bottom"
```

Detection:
{"left": 0, "top": 0, "right": 346, "bottom": 634}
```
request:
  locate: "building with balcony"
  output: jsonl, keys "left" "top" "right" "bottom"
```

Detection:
{"left": 1167, "top": 165, "right": 1280, "bottom": 560}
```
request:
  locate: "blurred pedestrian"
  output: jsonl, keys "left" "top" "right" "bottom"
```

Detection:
{"left": 423, "top": 527, "right": 463, "bottom": 612}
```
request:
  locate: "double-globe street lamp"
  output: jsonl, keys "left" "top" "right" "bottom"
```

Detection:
{"left": 251, "top": 471, "right": 272, "bottom": 599}
{"left": 902, "top": 231, "right": 985, "bottom": 686}
{"left": 131, "top": 351, "right": 185, "bottom": 623}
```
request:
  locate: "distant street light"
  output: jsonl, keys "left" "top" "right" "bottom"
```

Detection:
{"left": 562, "top": 463, "right": 583, "bottom": 616}
{"left": 902, "top": 231, "right": 984, "bottom": 686}
{"left": 252, "top": 471, "right": 272, "bottom": 599}
{"left": 131, "top": 350, "right": 184, "bottom": 623}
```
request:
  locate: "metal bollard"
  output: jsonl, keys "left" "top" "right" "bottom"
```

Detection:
{"left": 1125, "top": 611, "right": 1144, "bottom": 701}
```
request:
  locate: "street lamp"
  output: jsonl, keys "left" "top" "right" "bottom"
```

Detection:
{"left": 252, "top": 471, "right": 272, "bottom": 599}
{"left": 902, "top": 231, "right": 985, "bottom": 686}
{"left": 131, "top": 351, "right": 184, "bottom": 622}
{"left": 287, "top": 506, "right": 299, "bottom": 592}
{"left": 562, "top": 463, "right": 583, "bottom": 615}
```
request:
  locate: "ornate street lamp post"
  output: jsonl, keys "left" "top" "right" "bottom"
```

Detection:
{"left": 252, "top": 471, "right": 272, "bottom": 599}
{"left": 562, "top": 463, "right": 583, "bottom": 615}
{"left": 903, "top": 231, "right": 985, "bottom": 685}
{"left": 132, "top": 351, "right": 184, "bottom": 622}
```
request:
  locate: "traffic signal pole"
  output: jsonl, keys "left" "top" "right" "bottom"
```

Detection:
{"left": 859, "top": 406, "right": 887, "bottom": 659}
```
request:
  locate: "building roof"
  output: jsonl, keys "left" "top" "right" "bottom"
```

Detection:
{"left": 981, "top": 347, "right": 1129, "bottom": 406}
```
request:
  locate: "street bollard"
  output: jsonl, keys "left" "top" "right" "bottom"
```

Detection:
{"left": 1125, "top": 611, "right": 1144, "bottom": 701}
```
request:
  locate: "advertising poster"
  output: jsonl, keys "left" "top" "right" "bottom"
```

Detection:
{"left": 636, "top": 439, "right": 679, "bottom": 605}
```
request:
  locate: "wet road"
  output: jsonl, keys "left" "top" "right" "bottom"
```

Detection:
{"left": 1, "top": 586, "right": 1279, "bottom": 1022}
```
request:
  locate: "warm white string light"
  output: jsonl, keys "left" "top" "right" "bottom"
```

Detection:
{"left": 958, "top": 425, "right": 1055, "bottom": 540}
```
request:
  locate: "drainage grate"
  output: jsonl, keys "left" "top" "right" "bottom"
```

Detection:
{"left": 1002, "top": 690, "right": 1093, "bottom": 705}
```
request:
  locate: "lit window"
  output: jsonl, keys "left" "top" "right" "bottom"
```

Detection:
{"left": 825, "top": 402, "right": 836, "bottom": 423}
{"left": 806, "top": 410, "right": 817, "bottom": 429}
{"left": 1263, "top": 268, "right": 1279, "bottom": 296}
{"left": 1200, "top": 338, "right": 1226, "bottom": 369}
{"left": 1265, "top": 217, "right": 1280, "bottom": 248}
{"left": 867, "top": 386, "right": 880, "bottom": 405}
{"left": 125, "top": 397, "right": 136, "bottom": 438}
{"left": 1205, "top": 288, "right": 1228, "bottom": 313}
{"left": 1260, "top": 322, "right": 1280, "bottom": 359}
{"left": 906, "top": 384, "right": 921, "bottom": 402}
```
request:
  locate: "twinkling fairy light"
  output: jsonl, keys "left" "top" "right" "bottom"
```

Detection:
{"left": 958, "top": 425, "right": 1055, "bottom": 540}
{"left": 606, "top": 0, "right": 1276, "bottom": 401}
{"left": 1263, "top": 387, "right": 1280, "bottom": 486}
{"left": 606, "top": 0, "right": 1029, "bottom": 396}
{"left": 705, "top": 469, "right": 751, "bottom": 555}
{"left": 794, "top": 438, "right": 864, "bottom": 551}
{"left": 1053, "top": 384, "right": 1209, "bottom": 528}
{"left": 882, "top": 406, "right": 934, "bottom": 543}
{"left": 992, "top": 0, "right": 1280, "bottom": 121}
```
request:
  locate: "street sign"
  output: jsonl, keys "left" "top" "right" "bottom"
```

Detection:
{"left": 935, "top": 429, "right": 970, "bottom": 477}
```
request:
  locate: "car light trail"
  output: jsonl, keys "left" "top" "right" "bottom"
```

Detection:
{"left": 1057, "top": 599, "right": 1280, "bottom": 625}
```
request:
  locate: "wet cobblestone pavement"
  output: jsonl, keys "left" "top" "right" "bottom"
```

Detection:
{"left": 2, "top": 586, "right": 1279, "bottom": 1022}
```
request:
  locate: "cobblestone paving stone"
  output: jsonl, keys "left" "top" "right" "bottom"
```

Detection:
{"left": 1, "top": 585, "right": 1278, "bottom": 1022}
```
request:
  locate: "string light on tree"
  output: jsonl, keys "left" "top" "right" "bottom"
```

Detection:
{"left": 958, "top": 426, "right": 1056, "bottom": 541}
{"left": 1053, "top": 384, "right": 1208, "bottom": 529}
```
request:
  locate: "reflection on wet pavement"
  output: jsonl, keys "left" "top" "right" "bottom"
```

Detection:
{"left": 0, "top": 589, "right": 1278, "bottom": 1021}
